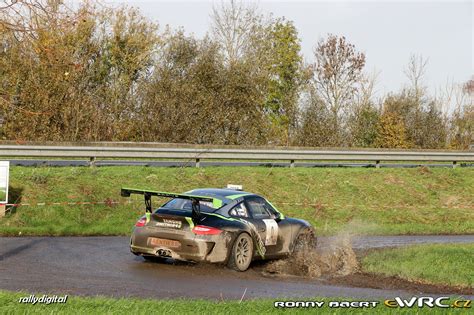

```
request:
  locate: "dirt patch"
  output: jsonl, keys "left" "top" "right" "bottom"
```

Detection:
{"left": 326, "top": 272, "right": 474, "bottom": 295}
{"left": 442, "top": 195, "right": 460, "bottom": 207}
{"left": 418, "top": 166, "right": 432, "bottom": 175}
{"left": 263, "top": 233, "right": 359, "bottom": 278}
{"left": 384, "top": 174, "right": 405, "bottom": 185}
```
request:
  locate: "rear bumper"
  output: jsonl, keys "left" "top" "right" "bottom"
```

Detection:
{"left": 130, "top": 227, "right": 233, "bottom": 263}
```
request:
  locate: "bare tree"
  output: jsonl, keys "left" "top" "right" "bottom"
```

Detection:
{"left": 210, "top": 0, "right": 262, "bottom": 64}
{"left": 463, "top": 77, "right": 474, "bottom": 105}
{"left": 0, "top": 0, "right": 68, "bottom": 36}
{"left": 355, "top": 70, "right": 379, "bottom": 108}
{"left": 312, "top": 34, "right": 366, "bottom": 145}
{"left": 404, "top": 54, "right": 428, "bottom": 104}
{"left": 446, "top": 78, "right": 474, "bottom": 149}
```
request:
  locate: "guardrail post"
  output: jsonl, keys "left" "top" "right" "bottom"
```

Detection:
{"left": 375, "top": 160, "right": 381, "bottom": 168}
{"left": 0, "top": 204, "right": 5, "bottom": 218}
{"left": 290, "top": 160, "right": 295, "bottom": 168}
{"left": 89, "top": 157, "right": 96, "bottom": 168}
{"left": 452, "top": 161, "right": 457, "bottom": 169}
{"left": 195, "top": 158, "right": 200, "bottom": 168}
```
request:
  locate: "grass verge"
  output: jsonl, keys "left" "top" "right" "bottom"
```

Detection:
{"left": 361, "top": 243, "right": 474, "bottom": 288}
{"left": 0, "top": 166, "right": 473, "bottom": 236}
{"left": 0, "top": 290, "right": 465, "bottom": 314}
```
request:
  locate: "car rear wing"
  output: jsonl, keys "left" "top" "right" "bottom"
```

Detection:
{"left": 121, "top": 187, "right": 223, "bottom": 223}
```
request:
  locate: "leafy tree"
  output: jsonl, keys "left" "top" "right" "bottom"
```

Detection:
{"left": 349, "top": 103, "right": 380, "bottom": 147}
{"left": 448, "top": 81, "right": 474, "bottom": 149}
{"left": 265, "top": 18, "right": 305, "bottom": 145}
{"left": 449, "top": 104, "right": 473, "bottom": 149}
{"left": 138, "top": 32, "right": 269, "bottom": 145}
{"left": 296, "top": 87, "right": 334, "bottom": 147}
{"left": 382, "top": 89, "right": 447, "bottom": 149}
{"left": 348, "top": 73, "right": 379, "bottom": 147}
{"left": 384, "top": 55, "right": 449, "bottom": 149}
{"left": 0, "top": 0, "right": 465, "bottom": 149}
{"left": 375, "top": 112, "right": 410, "bottom": 149}
{"left": 0, "top": 2, "right": 159, "bottom": 141}
{"left": 419, "top": 101, "right": 447, "bottom": 149}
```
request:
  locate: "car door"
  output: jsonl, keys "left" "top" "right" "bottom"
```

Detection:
{"left": 244, "top": 196, "right": 283, "bottom": 257}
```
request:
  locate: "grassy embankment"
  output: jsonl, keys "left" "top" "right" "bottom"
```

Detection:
{"left": 0, "top": 291, "right": 465, "bottom": 314}
{"left": 0, "top": 166, "right": 472, "bottom": 236}
{"left": 362, "top": 243, "right": 474, "bottom": 288}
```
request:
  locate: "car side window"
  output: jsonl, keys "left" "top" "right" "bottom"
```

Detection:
{"left": 229, "top": 202, "right": 249, "bottom": 218}
{"left": 246, "top": 197, "right": 272, "bottom": 219}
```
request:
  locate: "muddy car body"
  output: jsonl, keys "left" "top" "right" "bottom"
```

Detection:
{"left": 122, "top": 187, "right": 316, "bottom": 271}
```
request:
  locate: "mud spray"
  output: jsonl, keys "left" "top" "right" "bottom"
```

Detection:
{"left": 264, "top": 220, "right": 376, "bottom": 279}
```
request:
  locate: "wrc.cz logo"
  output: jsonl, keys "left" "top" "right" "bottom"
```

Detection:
{"left": 384, "top": 297, "right": 471, "bottom": 309}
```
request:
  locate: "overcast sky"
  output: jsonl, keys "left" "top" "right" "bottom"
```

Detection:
{"left": 106, "top": 0, "right": 473, "bottom": 96}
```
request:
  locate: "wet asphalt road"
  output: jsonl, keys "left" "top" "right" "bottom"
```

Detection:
{"left": 0, "top": 236, "right": 473, "bottom": 300}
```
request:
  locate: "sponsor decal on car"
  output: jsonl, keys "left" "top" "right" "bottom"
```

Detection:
{"left": 148, "top": 237, "right": 181, "bottom": 248}
{"left": 155, "top": 219, "right": 182, "bottom": 229}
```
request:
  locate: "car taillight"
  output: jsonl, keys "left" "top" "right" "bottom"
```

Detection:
{"left": 135, "top": 217, "right": 146, "bottom": 227}
{"left": 192, "top": 225, "right": 222, "bottom": 235}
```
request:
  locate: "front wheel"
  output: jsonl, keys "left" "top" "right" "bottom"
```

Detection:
{"left": 227, "top": 233, "right": 254, "bottom": 271}
{"left": 293, "top": 229, "right": 317, "bottom": 254}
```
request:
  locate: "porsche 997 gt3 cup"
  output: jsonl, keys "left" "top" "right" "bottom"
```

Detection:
{"left": 121, "top": 186, "right": 317, "bottom": 271}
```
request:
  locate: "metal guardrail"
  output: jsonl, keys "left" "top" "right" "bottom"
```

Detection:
{"left": 0, "top": 143, "right": 473, "bottom": 168}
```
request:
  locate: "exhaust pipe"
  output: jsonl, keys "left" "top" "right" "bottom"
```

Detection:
{"left": 156, "top": 249, "right": 171, "bottom": 257}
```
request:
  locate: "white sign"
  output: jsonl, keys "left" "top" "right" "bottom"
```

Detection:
{"left": 227, "top": 184, "right": 243, "bottom": 190}
{"left": 263, "top": 219, "right": 279, "bottom": 246}
{"left": 0, "top": 161, "right": 9, "bottom": 204}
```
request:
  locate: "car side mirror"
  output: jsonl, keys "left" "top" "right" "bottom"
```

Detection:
{"left": 274, "top": 213, "right": 283, "bottom": 222}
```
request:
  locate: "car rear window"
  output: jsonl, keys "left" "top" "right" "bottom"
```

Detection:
{"left": 162, "top": 198, "right": 221, "bottom": 213}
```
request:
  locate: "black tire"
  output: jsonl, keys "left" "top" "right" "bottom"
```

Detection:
{"left": 293, "top": 229, "right": 317, "bottom": 254}
{"left": 227, "top": 233, "right": 254, "bottom": 272}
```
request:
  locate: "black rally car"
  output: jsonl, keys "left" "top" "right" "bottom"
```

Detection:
{"left": 121, "top": 186, "right": 316, "bottom": 271}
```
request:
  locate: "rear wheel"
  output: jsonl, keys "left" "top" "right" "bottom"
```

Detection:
{"left": 228, "top": 233, "right": 253, "bottom": 271}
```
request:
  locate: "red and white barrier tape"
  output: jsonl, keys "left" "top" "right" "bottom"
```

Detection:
{"left": 2, "top": 200, "right": 471, "bottom": 209}
{"left": 4, "top": 200, "right": 135, "bottom": 207}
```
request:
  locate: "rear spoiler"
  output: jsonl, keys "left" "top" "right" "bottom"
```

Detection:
{"left": 121, "top": 187, "right": 223, "bottom": 223}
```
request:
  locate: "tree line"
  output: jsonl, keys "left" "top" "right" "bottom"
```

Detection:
{"left": 1, "top": 0, "right": 472, "bottom": 148}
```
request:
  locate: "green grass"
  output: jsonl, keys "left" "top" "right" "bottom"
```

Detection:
{"left": 0, "top": 166, "right": 473, "bottom": 236}
{"left": 0, "top": 291, "right": 464, "bottom": 314}
{"left": 362, "top": 244, "right": 474, "bottom": 288}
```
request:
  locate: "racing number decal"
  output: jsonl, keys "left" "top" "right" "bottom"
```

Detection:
{"left": 262, "top": 219, "right": 278, "bottom": 246}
